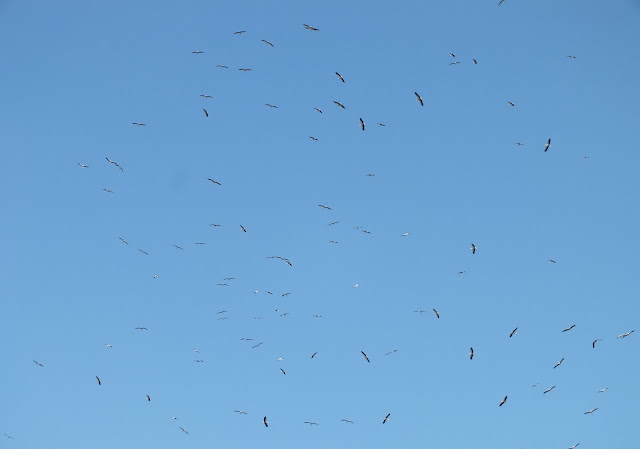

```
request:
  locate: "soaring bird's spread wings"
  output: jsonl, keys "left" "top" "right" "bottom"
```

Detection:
{"left": 414, "top": 92, "right": 424, "bottom": 106}
{"left": 361, "top": 351, "right": 370, "bottom": 363}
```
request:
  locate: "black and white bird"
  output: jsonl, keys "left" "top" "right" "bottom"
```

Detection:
{"left": 77, "top": 163, "right": 88, "bottom": 168}
{"left": 264, "top": 416, "right": 269, "bottom": 427}
{"left": 469, "top": 347, "right": 474, "bottom": 360}
{"left": 33, "top": 360, "right": 43, "bottom": 367}
{"left": 360, "top": 118, "right": 365, "bottom": 130}
{"left": 361, "top": 351, "right": 370, "bottom": 363}
{"left": 433, "top": 309, "right": 440, "bottom": 319}
{"left": 96, "top": 376, "right": 102, "bottom": 385}
{"left": 333, "top": 101, "right": 346, "bottom": 109}
{"left": 499, "top": 396, "right": 507, "bottom": 406}
{"left": 203, "top": 108, "right": 209, "bottom": 117}
{"left": 544, "top": 139, "right": 551, "bottom": 152}
{"left": 543, "top": 386, "right": 556, "bottom": 394}
{"left": 207, "top": 178, "right": 222, "bottom": 185}
{"left": 262, "top": 40, "right": 274, "bottom": 47}
{"left": 509, "top": 327, "right": 518, "bottom": 338}
{"left": 335, "top": 72, "right": 345, "bottom": 83}
{"left": 553, "top": 358, "right": 565, "bottom": 369}
{"left": 584, "top": 408, "right": 598, "bottom": 414}
{"left": 191, "top": 51, "right": 204, "bottom": 54}
{"left": 562, "top": 324, "right": 575, "bottom": 332}
{"left": 471, "top": 243, "right": 476, "bottom": 254}
{"left": 617, "top": 330, "right": 634, "bottom": 338}
{"left": 414, "top": 92, "right": 424, "bottom": 106}
{"left": 303, "top": 24, "right": 319, "bottom": 31}
{"left": 382, "top": 413, "right": 391, "bottom": 424}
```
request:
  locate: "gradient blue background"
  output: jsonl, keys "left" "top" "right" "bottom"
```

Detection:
{"left": 1, "top": 1, "right": 639, "bottom": 448}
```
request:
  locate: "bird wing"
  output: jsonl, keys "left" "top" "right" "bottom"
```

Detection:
{"left": 414, "top": 92, "right": 423, "bottom": 106}
{"left": 360, "top": 118, "right": 365, "bottom": 130}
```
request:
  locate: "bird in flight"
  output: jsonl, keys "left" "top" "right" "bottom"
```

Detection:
{"left": 341, "top": 419, "right": 354, "bottom": 423}
{"left": 203, "top": 108, "right": 209, "bottom": 117}
{"left": 318, "top": 204, "right": 331, "bottom": 210}
{"left": 509, "top": 327, "right": 518, "bottom": 338}
{"left": 567, "top": 55, "right": 577, "bottom": 59}
{"left": 617, "top": 330, "right": 634, "bottom": 338}
{"left": 33, "top": 360, "right": 43, "bottom": 367}
{"left": 548, "top": 259, "right": 556, "bottom": 263}
{"left": 414, "top": 92, "right": 424, "bottom": 106}
{"left": 216, "top": 65, "right": 228, "bottom": 69}
{"left": 172, "top": 244, "right": 183, "bottom": 250}
{"left": 309, "top": 136, "right": 318, "bottom": 141}
{"left": 584, "top": 408, "right": 598, "bottom": 414}
{"left": 498, "top": 0, "right": 506, "bottom": 4}
{"left": 96, "top": 376, "right": 102, "bottom": 385}
{"left": 553, "top": 358, "right": 565, "bottom": 369}
{"left": 303, "top": 24, "right": 319, "bottom": 31}
{"left": 240, "top": 225, "right": 247, "bottom": 232}
{"left": 449, "top": 53, "right": 456, "bottom": 58}
{"left": 433, "top": 309, "right": 440, "bottom": 319}
{"left": 119, "top": 237, "right": 128, "bottom": 245}
{"left": 135, "top": 327, "right": 148, "bottom": 330}
{"left": 138, "top": 249, "right": 148, "bottom": 255}
{"left": 105, "top": 157, "right": 124, "bottom": 171}
{"left": 311, "top": 352, "right": 318, "bottom": 359}
{"left": 469, "top": 347, "right": 474, "bottom": 360}
{"left": 264, "top": 416, "right": 269, "bottom": 427}
{"left": 132, "top": 122, "right": 146, "bottom": 126}
{"left": 313, "top": 108, "right": 322, "bottom": 113}
{"left": 261, "top": 39, "right": 274, "bottom": 47}
{"left": 191, "top": 51, "right": 204, "bottom": 54}
{"left": 382, "top": 413, "right": 391, "bottom": 424}
{"left": 304, "top": 422, "right": 319, "bottom": 426}
{"left": 473, "top": 59, "right": 478, "bottom": 64}
{"left": 146, "top": 395, "right": 151, "bottom": 401}
{"left": 280, "top": 368, "right": 286, "bottom": 375}
{"left": 507, "top": 101, "right": 515, "bottom": 107}
{"left": 543, "top": 386, "right": 556, "bottom": 394}
{"left": 597, "top": 388, "right": 608, "bottom": 393}
{"left": 335, "top": 72, "right": 345, "bottom": 83}
{"left": 77, "top": 162, "right": 88, "bottom": 168}
{"left": 200, "top": 94, "right": 213, "bottom": 99}
{"left": 568, "top": 444, "right": 579, "bottom": 449}
{"left": 265, "top": 104, "right": 278, "bottom": 108}
{"left": 234, "top": 30, "right": 246, "bottom": 34}
{"left": 207, "top": 178, "right": 221, "bottom": 185}
{"left": 544, "top": 139, "right": 551, "bottom": 152}
{"left": 562, "top": 324, "right": 575, "bottom": 332}
{"left": 235, "top": 410, "right": 248, "bottom": 414}
{"left": 178, "top": 426, "right": 189, "bottom": 435}
{"left": 470, "top": 243, "right": 476, "bottom": 254}
{"left": 499, "top": 396, "right": 507, "bottom": 406}
{"left": 333, "top": 101, "right": 345, "bottom": 109}
{"left": 361, "top": 351, "right": 370, "bottom": 363}
{"left": 385, "top": 349, "right": 398, "bottom": 355}
{"left": 449, "top": 61, "right": 461, "bottom": 65}
{"left": 360, "top": 118, "right": 365, "bottom": 130}
{"left": 238, "top": 68, "right": 252, "bottom": 72}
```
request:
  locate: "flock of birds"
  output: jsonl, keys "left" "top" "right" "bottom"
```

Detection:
{"left": 8, "top": 12, "right": 636, "bottom": 449}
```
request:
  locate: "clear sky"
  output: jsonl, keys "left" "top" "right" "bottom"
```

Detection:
{"left": 1, "top": 0, "right": 639, "bottom": 448}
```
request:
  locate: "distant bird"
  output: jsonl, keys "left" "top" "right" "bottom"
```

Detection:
{"left": 470, "top": 243, "right": 476, "bottom": 254}
{"left": 318, "top": 204, "right": 332, "bottom": 210}
{"left": 469, "top": 347, "right": 474, "bottom": 360}
{"left": 385, "top": 349, "right": 398, "bottom": 355}
{"left": 33, "top": 360, "right": 43, "bottom": 367}
{"left": 592, "top": 339, "right": 601, "bottom": 348}
{"left": 191, "top": 51, "right": 204, "bottom": 54}
{"left": 366, "top": 173, "right": 375, "bottom": 176}
{"left": 3, "top": 434, "right": 14, "bottom": 439}
{"left": 314, "top": 108, "right": 323, "bottom": 113}
{"left": 402, "top": 233, "right": 410, "bottom": 236}
{"left": 544, "top": 138, "right": 551, "bottom": 152}
{"left": 433, "top": 309, "right": 440, "bottom": 319}
{"left": 134, "top": 327, "right": 148, "bottom": 330}
{"left": 119, "top": 237, "right": 128, "bottom": 245}
{"left": 584, "top": 408, "right": 598, "bottom": 414}
{"left": 197, "top": 243, "right": 208, "bottom": 246}
{"left": 281, "top": 292, "right": 291, "bottom": 297}
{"left": 240, "top": 225, "right": 247, "bottom": 232}
{"left": 507, "top": 101, "right": 515, "bottom": 107}
{"left": 617, "top": 330, "right": 634, "bottom": 338}
{"left": 280, "top": 368, "right": 286, "bottom": 375}
{"left": 265, "top": 104, "right": 278, "bottom": 108}
{"left": 562, "top": 324, "right": 575, "bottom": 332}
{"left": 138, "top": 249, "right": 148, "bottom": 255}
{"left": 146, "top": 395, "right": 151, "bottom": 401}
{"left": 567, "top": 55, "right": 577, "bottom": 59}
{"left": 361, "top": 351, "right": 370, "bottom": 363}
{"left": 328, "top": 221, "right": 340, "bottom": 225}
{"left": 335, "top": 72, "right": 345, "bottom": 83}
{"left": 414, "top": 310, "right": 427, "bottom": 314}
{"left": 499, "top": 396, "right": 507, "bottom": 406}
{"left": 252, "top": 342, "right": 263, "bottom": 348}
{"left": 543, "top": 386, "right": 556, "bottom": 394}
{"left": 548, "top": 259, "right": 556, "bottom": 263}
{"left": 235, "top": 410, "right": 248, "bottom": 414}
{"left": 203, "top": 108, "right": 209, "bottom": 117}
{"left": 311, "top": 352, "right": 318, "bottom": 359}
{"left": 532, "top": 383, "right": 539, "bottom": 387}
{"left": 96, "top": 376, "right": 101, "bottom": 385}
{"left": 341, "top": 419, "right": 354, "bottom": 423}
{"left": 333, "top": 101, "right": 345, "bottom": 109}
{"left": 216, "top": 65, "right": 228, "bottom": 68}
{"left": 568, "top": 444, "right": 579, "bottom": 449}
{"left": 414, "top": 92, "right": 424, "bottom": 106}
{"left": 178, "top": 426, "right": 189, "bottom": 435}
{"left": 132, "top": 122, "right": 146, "bottom": 127}
{"left": 597, "top": 388, "right": 608, "bottom": 393}
{"left": 516, "top": 142, "right": 525, "bottom": 146}
{"left": 304, "top": 422, "right": 319, "bottom": 426}
{"left": 360, "top": 118, "right": 365, "bottom": 130}
{"left": 449, "top": 53, "right": 456, "bottom": 58}
{"left": 553, "top": 357, "right": 565, "bottom": 369}
{"left": 261, "top": 39, "right": 274, "bottom": 47}
{"left": 510, "top": 327, "right": 518, "bottom": 338}
{"left": 329, "top": 240, "right": 338, "bottom": 244}
{"left": 210, "top": 224, "right": 222, "bottom": 227}
{"left": 498, "top": 0, "right": 506, "bottom": 4}
{"left": 458, "top": 271, "right": 466, "bottom": 275}
{"left": 77, "top": 162, "right": 88, "bottom": 168}
{"left": 105, "top": 344, "right": 112, "bottom": 348}
{"left": 382, "top": 413, "right": 391, "bottom": 424}
{"left": 473, "top": 59, "right": 478, "bottom": 64}
{"left": 172, "top": 244, "right": 183, "bottom": 250}
{"left": 264, "top": 416, "right": 269, "bottom": 427}
{"left": 378, "top": 123, "right": 386, "bottom": 127}
{"left": 105, "top": 157, "right": 124, "bottom": 171}
{"left": 449, "top": 61, "right": 461, "bottom": 65}
{"left": 309, "top": 136, "right": 318, "bottom": 141}
{"left": 234, "top": 30, "right": 246, "bottom": 34}
{"left": 207, "top": 178, "right": 221, "bottom": 185}
{"left": 238, "top": 68, "right": 252, "bottom": 72}
{"left": 200, "top": 94, "right": 213, "bottom": 99}
{"left": 303, "top": 24, "right": 319, "bottom": 31}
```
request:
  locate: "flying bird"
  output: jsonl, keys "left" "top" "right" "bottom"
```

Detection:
{"left": 191, "top": 51, "right": 204, "bottom": 54}
{"left": 309, "top": 136, "right": 318, "bottom": 141}
{"left": 360, "top": 118, "right": 365, "bottom": 130}
{"left": 549, "top": 259, "right": 556, "bottom": 263}
{"left": 433, "top": 309, "right": 440, "bottom": 319}
{"left": 280, "top": 368, "right": 286, "bottom": 375}
{"left": 203, "top": 108, "right": 209, "bottom": 117}
{"left": 304, "top": 422, "right": 319, "bottom": 426}
{"left": 238, "top": 68, "right": 252, "bottom": 72}
{"left": 499, "top": 396, "right": 507, "bottom": 406}
{"left": 264, "top": 416, "right": 269, "bottom": 427}
{"left": 132, "top": 122, "right": 146, "bottom": 126}
{"left": 138, "top": 249, "right": 148, "bottom": 255}
{"left": 303, "top": 24, "right": 319, "bottom": 31}
{"left": 498, "top": 0, "right": 506, "bottom": 4}
{"left": 414, "top": 92, "right": 424, "bottom": 106}
{"left": 473, "top": 59, "right": 478, "bottom": 64}
{"left": 314, "top": 108, "right": 322, "bottom": 113}
{"left": 597, "top": 388, "right": 608, "bottom": 393}
{"left": 261, "top": 40, "right": 274, "bottom": 47}
{"left": 240, "top": 225, "right": 247, "bottom": 232}
{"left": 216, "top": 65, "right": 228, "bottom": 68}
{"left": 382, "top": 413, "right": 391, "bottom": 424}
{"left": 318, "top": 204, "right": 331, "bottom": 210}
{"left": 469, "top": 347, "right": 474, "bottom": 360}
{"left": 207, "top": 178, "right": 221, "bottom": 185}
{"left": 146, "top": 395, "right": 151, "bottom": 401}
{"left": 553, "top": 358, "right": 565, "bottom": 369}
{"left": 567, "top": 55, "right": 577, "bottom": 59}
{"left": 135, "top": 327, "right": 148, "bottom": 330}
{"left": 33, "top": 360, "right": 43, "bottom": 367}
{"left": 361, "top": 351, "right": 370, "bottom": 363}
{"left": 470, "top": 243, "right": 476, "bottom": 254}
{"left": 200, "top": 94, "right": 213, "bottom": 99}
{"left": 77, "top": 163, "right": 88, "bottom": 168}
{"left": 333, "top": 101, "right": 345, "bottom": 109}
{"left": 341, "top": 419, "right": 354, "bottom": 423}
{"left": 449, "top": 61, "right": 461, "bottom": 65}
{"left": 543, "top": 386, "right": 556, "bottom": 394}
{"left": 617, "top": 330, "right": 634, "bottom": 338}
{"left": 119, "top": 237, "right": 128, "bottom": 245}
{"left": 235, "top": 410, "right": 248, "bottom": 414}
{"left": 568, "top": 444, "right": 579, "bottom": 449}
{"left": 584, "top": 408, "right": 598, "bottom": 414}
{"left": 509, "top": 327, "right": 518, "bottom": 338}
{"left": 335, "top": 72, "right": 345, "bottom": 83}
{"left": 265, "top": 104, "right": 278, "bottom": 108}
{"left": 178, "top": 426, "right": 189, "bottom": 435}
{"left": 449, "top": 53, "right": 456, "bottom": 58}
{"left": 96, "top": 376, "right": 101, "bottom": 385}
{"left": 172, "top": 244, "right": 183, "bottom": 250}
{"left": 234, "top": 30, "right": 246, "bottom": 34}
{"left": 562, "top": 324, "right": 575, "bottom": 332}
{"left": 544, "top": 139, "right": 551, "bottom": 152}
{"left": 311, "top": 352, "right": 318, "bottom": 359}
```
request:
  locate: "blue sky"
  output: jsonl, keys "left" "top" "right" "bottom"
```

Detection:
{"left": 1, "top": 0, "right": 639, "bottom": 447}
